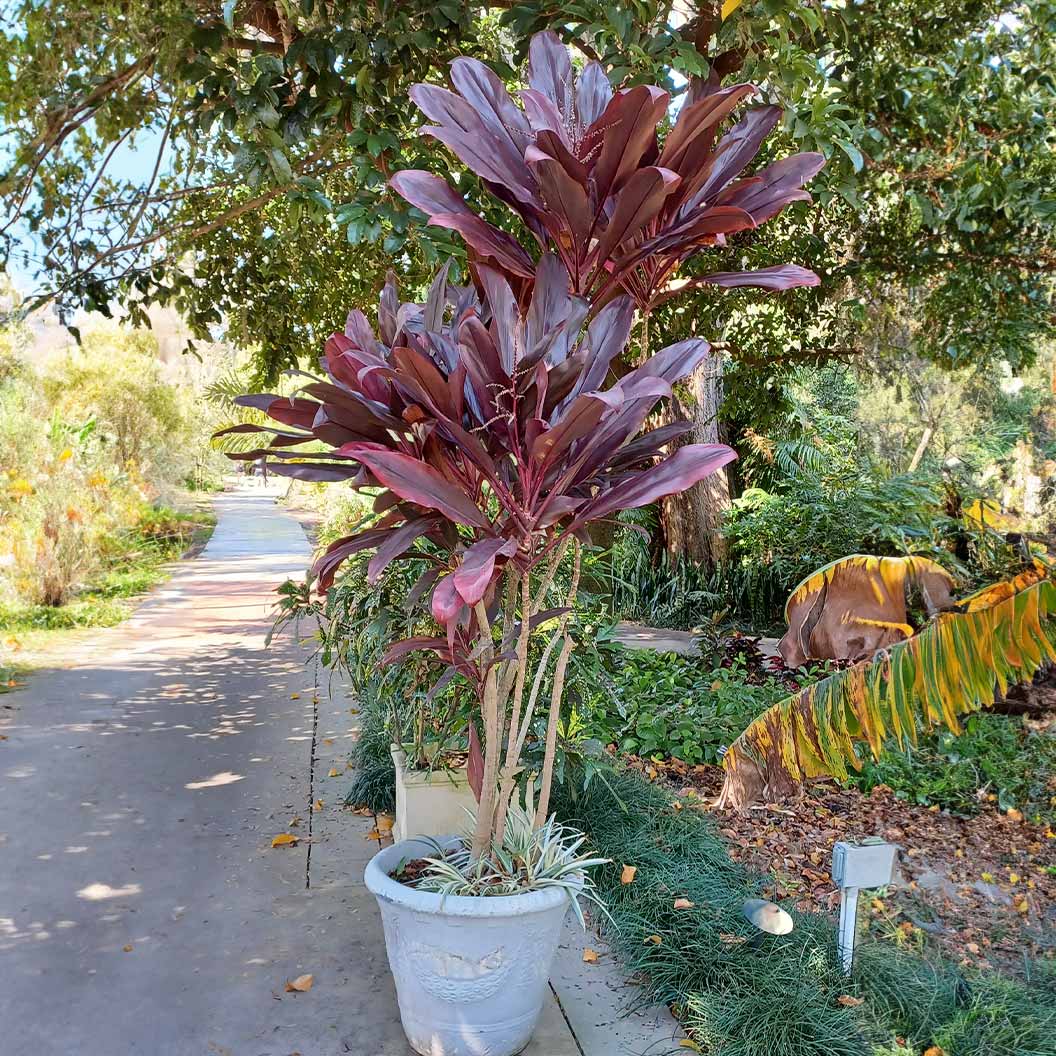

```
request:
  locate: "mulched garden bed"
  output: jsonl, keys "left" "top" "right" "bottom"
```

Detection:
{"left": 624, "top": 754, "right": 1056, "bottom": 977}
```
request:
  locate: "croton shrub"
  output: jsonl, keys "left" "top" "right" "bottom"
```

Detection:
{"left": 221, "top": 31, "right": 823, "bottom": 854}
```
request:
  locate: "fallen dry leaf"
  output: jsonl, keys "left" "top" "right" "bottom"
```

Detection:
{"left": 271, "top": 833, "right": 299, "bottom": 848}
{"left": 718, "top": 933, "right": 746, "bottom": 945}
{"left": 643, "top": 934, "right": 663, "bottom": 945}
{"left": 327, "top": 768, "right": 340, "bottom": 778}
{"left": 365, "top": 828, "right": 383, "bottom": 841}
{"left": 1006, "top": 808, "right": 1024, "bottom": 822}
{"left": 620, "top": 864, "right": 637, "bottom": 885}
{"left": 122, "top": 944, "right": 133, "bottom": 953}
{"left": 322, "top": 738, "right": 334, "bottom": 746}
{"left": 673, "top": 898, "right": 695, "bottom": 910}
{"left": 376, "top": 815, "right": 394, "bottom": 833}
{"left": 313, "top": 800, "right": 324, "bottom": 812}
{"left": 285, "top": 974, "right": 313, "bottom": 993}
{"left": 678, "top": 1040, "right": 700, "bottom": 1051}
{"left": 923, "top": 1047, "right": 946, "bottom": 1056}
{"left": 837, "top": 995, "right": 864, "bottom": 1007}
{"left": 290, "top": 693, "right": 300, "bottom": 700}
{"left": 966, "top": 942, "right": 981, "bottom": 955}
{"left": 582, "top": 948, "right": 599, "bottom": 964}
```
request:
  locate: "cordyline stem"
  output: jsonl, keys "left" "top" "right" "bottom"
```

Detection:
{"left": 535, "top": 541, "right": 581, "bottom": 827}
{"left": 470, "top": 600, "right": 502, "bottom": 861}
{"left": 494, "top": 569, "right": 533, "bottom": 844}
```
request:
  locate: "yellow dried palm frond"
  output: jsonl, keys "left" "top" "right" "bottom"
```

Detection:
{"left": 783, "top": 554, "right": 954, "bottom": 622}
{"left": 720, "top": 571, "right": 1056, "bottom": 808}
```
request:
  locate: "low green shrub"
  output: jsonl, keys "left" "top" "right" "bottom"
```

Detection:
{"left": 578, "top": 649, "right": 794, "bottom": 765}
{"left": 848, "top": 713, "right": 1056, "bottom": 825}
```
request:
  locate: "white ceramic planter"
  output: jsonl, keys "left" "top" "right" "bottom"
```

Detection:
{"left": 391, "top": 745, "right": 478, "bottom": 842}
{"left": 365, "top": 836, "right": 574, "bottom": 1056}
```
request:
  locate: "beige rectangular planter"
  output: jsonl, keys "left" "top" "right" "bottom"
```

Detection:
{"left": 390, "top": 745, "right": 478, "bottom": 842}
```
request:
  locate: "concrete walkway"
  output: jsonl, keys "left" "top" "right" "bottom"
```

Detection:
{"left": 0, "top": 485, "right": 683, "bottom": 1056}
{"left": 0, "top": 485, "right": 414, "bottom": 1055}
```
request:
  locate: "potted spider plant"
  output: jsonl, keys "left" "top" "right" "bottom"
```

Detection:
{"left": 224, "top": 30, "right": 821, "bottom": 1056}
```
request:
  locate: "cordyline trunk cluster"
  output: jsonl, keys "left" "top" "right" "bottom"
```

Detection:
{"left": 221, "top": 31, "right": 823, "bottom": 855}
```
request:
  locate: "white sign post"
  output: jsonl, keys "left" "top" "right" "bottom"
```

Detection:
{"left": 831, "top": 840, "right": 899, "bottom": 974}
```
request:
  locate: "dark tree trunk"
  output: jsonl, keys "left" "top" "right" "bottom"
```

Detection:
{"left": 660, "top": 354, "right": 731, "bottom": 564}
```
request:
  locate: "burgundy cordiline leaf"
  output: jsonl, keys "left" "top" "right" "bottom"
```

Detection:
{"left": 389, "top": 171, "right": 536, "bottom": 278}
{"left": 366, "top": 517, "right": 440, "bottom": 585}
{"left": 381, "top": 636, "right": 449, "bottom": 666}
{"left": 263, "top": 462, "right": 362, "bottom": 484}
{"left": 342, "top": 443, "right": 488, "bottom": 528}
{"left": 695, "top": 265, "right": 821, "bottom": 291}
{"left": 573, "top": 443, "right": 738, "bottom": 525}
{"left": 313, "top": 528, "right": 391, "bottom": 592}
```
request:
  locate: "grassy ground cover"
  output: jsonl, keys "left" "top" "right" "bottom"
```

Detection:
{"left": 553, "top": 767, "right": 1056, "bottom": 1056}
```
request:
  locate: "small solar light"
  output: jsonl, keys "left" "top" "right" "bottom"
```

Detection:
{"left": 742, "top": 898, "right": 793, "bottom": 936}
{"left": 831, "top": 839, "right": 899, "bottom": 973}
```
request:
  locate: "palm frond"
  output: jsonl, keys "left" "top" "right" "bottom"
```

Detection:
{"left": 719, "top": 567, "right": 1056, "bottom": 807}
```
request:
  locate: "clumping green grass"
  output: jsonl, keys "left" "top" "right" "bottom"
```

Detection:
{"left": 343, "top": 684, "right": 396, "bottom": 813}
{"left": 0, "top": 510, "right": 215, "bottom": 632}
{"left": 553, "top": 766, "right": 1056, "bottom": 1056}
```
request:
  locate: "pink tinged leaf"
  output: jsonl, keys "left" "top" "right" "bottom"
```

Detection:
{"left": 341, "top": 445, "right": 488, "bottom": 528}
{"left": 344, "top": 309, "right": 377, "bottom": 350}
{"left": 423, "top": 259, "right": 453, "bottom": 333}
{"left": 569, "top": 295, "right": 635, "bottom": 401}
{"left": 574, "top": 61, "right": 614, "bottom": 135}
{"left": 531, "top": 392, "right": 611, "bottom": 465}
{"left": 378, "top": 271, "right": 399, "bottom": 345}
{"left": 390, "top": 169, "right": 469, "bottom": 216}
{"left": 628, "top": 337, "right": 713, "bottom": 387}
{"left": 592, "top": 166, "right": 682, "bottom": 266}
{"left": 575, "top": 443, "right": 738, "bottom": 524}
{"left": 392, "top": 346, "right": 455, "bottom": 418}
{"left": 718, "top": 152, "right": 826, "bottom": 223}
{"left": 467, "top": 721, "right": 484, "bottom": 802}
{"left": 536, "top": 495, "right": 586, "bottom": 528}
{"left": 532, "top": 130, "right": 589, "bottom": 184}
{"left": 366, "top": 518, "right": 438, "bottom": 585}
{"left": 527, "top": 30, "right": 573, "bottom": 127}
{"left": 264, "top": 397, "right": 321, "bottom": 430}
{"left": 431, "top": 574, "right": 464, "bottom": 625}
{"left": 696, "top": 265, "right": 821, "bottom": 291}
{"left": 409, "top": 84, "right": 537, "bottom": 204}
{"left": 452, "top": 537, "right": 518, "bottom": 606}
{"left": 525, "top": 252, "right": 573, "bottom": 357}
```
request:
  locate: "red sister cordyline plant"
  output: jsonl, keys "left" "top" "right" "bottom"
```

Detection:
{"left": 224, "top": 32, "right": 823, "bottom": 860}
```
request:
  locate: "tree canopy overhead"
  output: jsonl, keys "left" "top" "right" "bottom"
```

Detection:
{"left": 1, "top": 0, "right": 1053, "bottom": 381}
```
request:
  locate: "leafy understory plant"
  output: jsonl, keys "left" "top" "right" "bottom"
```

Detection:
{"left": 408, "top": 804, "right": 609, "bottom": 926}
{"left": 720, "top": 561, "right": 1056, "bottom": 808}
{"left": 225, "top": 30, "right": 823, "bottom": 880}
